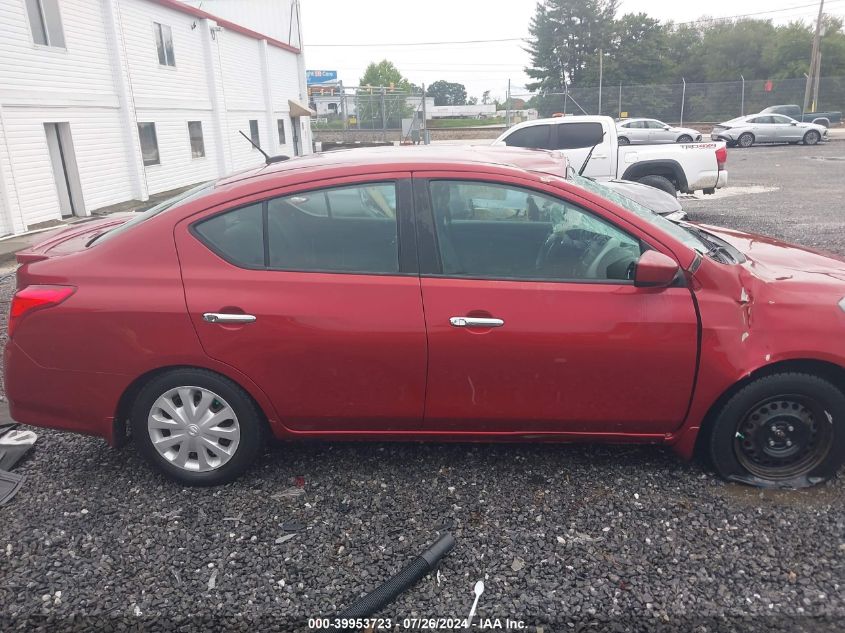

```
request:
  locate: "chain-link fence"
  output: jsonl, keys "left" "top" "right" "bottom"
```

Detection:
{"left": 309, "top": 85, "right": 428, "bottom": 136}
{"left": 513, "top": 76, "right": 845, "bottom": 124}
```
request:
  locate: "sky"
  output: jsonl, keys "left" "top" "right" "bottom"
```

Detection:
{"left": 300, "top": 0, "right": 845, "bottom": 100}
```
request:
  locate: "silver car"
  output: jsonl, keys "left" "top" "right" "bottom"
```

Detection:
{"left": 711, "top": 114, "right": 827, "bottom": 148}
{"left": 616, "top": 118, "right": 702, "bottom": 145}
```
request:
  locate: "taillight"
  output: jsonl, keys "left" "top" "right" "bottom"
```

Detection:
{"left": 9, "top": 285, "right": 76, "bottom": 337}
{"left": 716, "top": 146, "right": 727, "bottom": 170}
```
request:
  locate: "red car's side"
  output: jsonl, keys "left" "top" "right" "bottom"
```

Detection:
{"left": 6, "top": 148, "right": 845, "bottom": 486}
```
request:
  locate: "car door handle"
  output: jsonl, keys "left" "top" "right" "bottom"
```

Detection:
{"left": 449, "top": 316, "right": 505, "bottom": 328}
{"left": 202, "top": 313, "right": 257, "bottom": 324}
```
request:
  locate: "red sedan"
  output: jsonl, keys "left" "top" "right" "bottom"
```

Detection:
{"left": 5, "top": 147, "right": 845, "bottom": 487}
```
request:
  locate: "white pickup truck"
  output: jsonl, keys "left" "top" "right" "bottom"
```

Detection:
{"left": 492, "top": 115, "right": 728, "bottom": 196}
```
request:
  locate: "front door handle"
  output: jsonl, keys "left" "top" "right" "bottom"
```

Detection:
{"left": 203, "top": 313, "right": 257, "bottom": 324}
{"left": 450, "top": 316, "right": 504, "bottom": 328}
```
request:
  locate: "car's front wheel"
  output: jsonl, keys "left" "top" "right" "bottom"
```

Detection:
{"left": 708, "top": 372, "right": 845, "bottom": 487}
{"left": 677, "top": 134, "right": 693, "bottom": 143}
{"left": 618, "top": 136, "right": 630, "bottom": 145}
{"left": 803, "top": 130, "right": 821, "bottom": 146}
{"left": 131, "top": 369, "right": 266, "bottom": 485}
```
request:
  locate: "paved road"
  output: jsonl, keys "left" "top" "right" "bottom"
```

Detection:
{"left": 0, "top": 145, "right": 844, "bottom": 632}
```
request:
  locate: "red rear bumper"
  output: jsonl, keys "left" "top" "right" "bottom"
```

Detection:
{"left": 4, "top": 340, "right": 127, "bottom": 445}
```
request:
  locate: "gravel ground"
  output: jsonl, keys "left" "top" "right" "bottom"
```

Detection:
{"left": 1, "top": 144, "right": 844, "bottom": 633}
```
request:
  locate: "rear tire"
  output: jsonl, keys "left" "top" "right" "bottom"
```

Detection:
{"left": 803, "top": 130, "right": 821, "bottom": 146}
{"left": 677, "top": 134, "right": 693, "bottom": 143}
{"left": 637, "top": 174, "right": 677, "bottom": 197}
{"left": 708, "top": 372, "right": 845, "bottom": 488}
{"left": 131, "top": 368, "right": 266, "bottom": 486}
{"left": 737, "top": 132, "right": 754, "bottom": 148}
{"left": 618, "top": 136, "right": 630, "bottom": 145}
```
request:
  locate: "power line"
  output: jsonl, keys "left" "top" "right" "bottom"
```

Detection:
{"left": 307, "top": 0, "right": 845, "bottom": 47}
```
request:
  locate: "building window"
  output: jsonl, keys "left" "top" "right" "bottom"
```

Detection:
{"left": 137, "top": 123, "right": 160, "bottom": 166}
{"left": 188, "top": 121, "right": 205, "bottom": 158}
{"left": 249, "top": 120, "right": 260, "bottom": 149}
{"left": 154, "top": 22, "right": 175, "bottom": 66}
{"left": 25, "top": 0, "right": 65, "bottom": 48}
{"left": 277, "top": 119, "right": 286, "bottom": 145}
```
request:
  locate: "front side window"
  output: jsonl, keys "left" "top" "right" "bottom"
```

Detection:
{"left": 193, "top": 183, "right": 400, "bottom": 274}
{"left": 646, "top": 120, "right": 666, "bottom": 129}
{"left": 552, "top": 122, "right": 605, "bottom": 149}
{"left": 429, "top": 180, "right": 641, "bottom": 281}
{"left": 154, "top": 22, "right": 175, "bottom": 66}
{"left": 249, "top": 120, "right": 260, "bottom": 148}
{"left": 503, "top": 125, "right": 551, "bottom": 149}
{"left": 137, "top": 122, "right": 160, "bottom": 166}
{"left": 188, "top": 121, "right": 205, "bottom": 158}
{"left": 25, "top": 0, "right": 65, "bottom": 47}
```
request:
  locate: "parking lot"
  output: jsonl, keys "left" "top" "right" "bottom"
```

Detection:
{"left": 1, "top": 142, "right": 844, "bottom": 633}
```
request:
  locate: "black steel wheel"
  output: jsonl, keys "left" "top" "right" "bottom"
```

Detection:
{"left": 708, "top": 372, "right": 845, "bottom": 487}
{"left": 733, "top": 395, "right": 832, "bottom": 480}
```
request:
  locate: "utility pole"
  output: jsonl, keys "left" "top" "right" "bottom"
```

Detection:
{"left": 803, "top": 0, "right": 825, "bottom": 114}
{"left": 740, "top": 75, "right": 745, "bottom": 116}
{"left": 812, "top": 26, "right": 825, "bottom": 110}
{"left": 506, "top": 78, "right": 511, "bottom": 128}
{"left": 597, "top": 48, "right": 603, "bottom": 115}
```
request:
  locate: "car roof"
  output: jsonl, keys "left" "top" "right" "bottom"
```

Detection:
{"left": 215, "top": 145, "right": 572, "bottom": 189}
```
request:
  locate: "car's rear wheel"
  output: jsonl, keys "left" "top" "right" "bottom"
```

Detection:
{"left": 677, "top": 134, "right": 693, "bottom": 143}
{"left": 131, "top": 369, "right": 265, "bottom": 485}
{"left": 618, "top": 136, "right": 630, "bottom": 145}
{"left": 708, "top": 372, "right": 845, "bottom": 487}
{"left": 803, "top": 130, "right": 821, "bottom": 146}
{"left": 737, "top": 132, "right": 754, "bottom": 148}
{"left": 637, "top": 174, "right": 677, "bottom": 196}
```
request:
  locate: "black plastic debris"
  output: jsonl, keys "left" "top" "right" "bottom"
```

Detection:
{"left": 0, "top": 470, "right": 24, "bottom": 506}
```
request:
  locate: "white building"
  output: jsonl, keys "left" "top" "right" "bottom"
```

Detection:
{"left": 0, "top": 0, "right": 312, "bottom": 237}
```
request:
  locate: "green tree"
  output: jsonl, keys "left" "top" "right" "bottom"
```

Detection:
{"left": 426, "top": 80, "right": 468, "bottom": 106}
{"left": 356, "top": 60, "right": 414, "bottom": 130}
{"left": 596, "top": 13, "right": 672, "bottom": 85}
{"left": 525, "top": 0, "right": 619, "bottom": 91}
{"left": 359, "top": 60, "right": 411, "bottom": 89}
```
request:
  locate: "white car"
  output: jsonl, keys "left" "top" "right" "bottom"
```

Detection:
{"left": 711, "top": 114, "right": 827, "bottom": 148}
{"left": 616, "top": 118, "right": 703, "bottom": 145}
{"left": 493, "top": 115, "right": 727, "bottom": 196}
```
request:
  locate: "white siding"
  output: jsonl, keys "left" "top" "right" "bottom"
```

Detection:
{"left": 0, "top": 1, "right": 117, "bottom": 102}
{"left": 141, "top": 112, "right": 219, "bottom": 194}
{"left": 0, "top": 0, "right": 306, "bottom": 235}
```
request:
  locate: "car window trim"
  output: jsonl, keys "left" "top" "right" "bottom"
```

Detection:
{"left": 413, "top": 175, "right": 646, "bottom": 285}
{"left": 188, "top": 177, "right": 418, "bottom": 276}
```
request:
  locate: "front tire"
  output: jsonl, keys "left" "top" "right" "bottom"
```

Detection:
{"left": 803, "top": 130, "right": 821, "bottom": 146}
{"left": 677, "top": 134, "right": 693, "bottom": 143}
{"left": 131, "top": 369, "right": 266, "bottom": 486}
{"left": 637, "top": 174, "right": 677, "bottom": 197}
{"left": 618, "top": 136, "right": 630, "bottom": 145}
{"left": 708, "top": 372, "right": 845, "bottom": 488}
{"left": 737, "top": 132, "right": 754, "bottom": 148}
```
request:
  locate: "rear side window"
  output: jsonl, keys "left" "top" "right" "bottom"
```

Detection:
{"left": 192, "top": 183, "right": 400, "bottom": 274}
{"left": 193, "top": 203, "right": 264, "bottom": 268}
{"left": 503, "top": 125, "right": 551, "bottom": 149}
{"left": 552, "top": 122, "right": 605, "bottom": 149}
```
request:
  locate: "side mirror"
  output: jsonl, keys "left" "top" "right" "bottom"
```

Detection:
{"left": 663, "top": 125, "right": 671, "bottom": 130}
{"left": 634, "top": 250, "right": 680, "bottom": 288}
{"left": 790, "top": 121, "right": 798, "bottom": 126}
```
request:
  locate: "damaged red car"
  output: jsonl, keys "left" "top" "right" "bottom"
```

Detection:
{"left": 5, "top": 147, "right": 845, "bottom": 487}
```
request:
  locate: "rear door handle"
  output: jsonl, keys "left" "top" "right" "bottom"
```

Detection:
{"left": 203, "top": 313, "right": 257, "bottom": 324}
{"left": 450, "top": 316, "right": 504, "bottom": 328}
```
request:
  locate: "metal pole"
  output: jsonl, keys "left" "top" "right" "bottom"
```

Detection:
{"left": 421, "top": 83, "right": 429, "bottom": 144}
{"left": 340, "top": 81, "right": 347, "bottom": 131}
{"left": 618, "top": 82, "right": 622, "bottom": 118}
{"left": 680, "top": 77, "right": 686, "bottom": 126}
{"left": 740, "top": 75, "right": 745, "bottom": 116}
{"left": 812, "top": 45, "right": 823, "bottom": 110}
{"left": 563, "top": 85, "right": 568, "bottom": 115}
{"left": 506, "top": 78, "right": 511, "bottom": 128}
{"left": 803, "top": 0, "right": 825, "bottom": 115}
{"left": 380, "top": 87, "right": 386, "bottom": 134}
{"left": 597, "top": 48, "right": 603, "bottom": 115}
